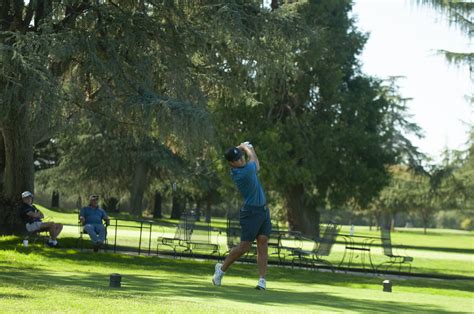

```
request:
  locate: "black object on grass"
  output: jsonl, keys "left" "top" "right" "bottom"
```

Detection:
{"left": 383, "top": 280, "right": 392, "bottom": 292}
{"left": 110, "top": 273, "right": 122, "bottom": 288}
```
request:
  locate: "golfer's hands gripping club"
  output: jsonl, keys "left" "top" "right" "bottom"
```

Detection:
{"left": 239, "top": 141, "right": 260, "bottom": 170}
{"left": 239, "top": 141, "right": 253, "bottom": 151}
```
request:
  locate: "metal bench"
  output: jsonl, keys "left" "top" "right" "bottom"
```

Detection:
{"left": 377, "top": 227, "right": 414, "bottom": 273}
{"left": 338, "top": 233, "right": 378, "bottom": 271}
{"left": 157, "top": 212, "right": 194, "bottom": 257}
{"left": 288, "top": 223, "right": 340, "bottom": 272}
{"left": 186, "top": 218, "right": 220, "bottom": 257}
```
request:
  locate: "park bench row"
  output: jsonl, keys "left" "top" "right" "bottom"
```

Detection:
{"left": 155, "top": 211, "right": 414, "bottom": 273}
{"left": 22, "top": 210, "right": 412, "bottom": 273}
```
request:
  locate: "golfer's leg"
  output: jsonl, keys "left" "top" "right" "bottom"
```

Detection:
{"left": 221, "top": 241, "right": 251, "bottom": 272}
{"left": 256, "top": 235, "right": 269, "bottom": 278}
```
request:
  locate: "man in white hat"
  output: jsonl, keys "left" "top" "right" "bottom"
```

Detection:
{"left": 19, "top": 191, "right": 63, "bottom": 247}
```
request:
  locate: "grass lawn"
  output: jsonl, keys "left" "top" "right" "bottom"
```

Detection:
{"left": 0, "top": 241, "right": 473, "bottom": 313}
{"left": 35, "top": 205, "right": 474, "bottom": 278}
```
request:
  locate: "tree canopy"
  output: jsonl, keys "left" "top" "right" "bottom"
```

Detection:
{"left": 2, "top": 0, "right": 424, "bottom": 235}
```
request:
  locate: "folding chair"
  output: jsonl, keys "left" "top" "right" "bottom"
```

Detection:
{"left": 377, "top": 227, "right": 413, "bottom": 273}
{"left": 22, "top": 229, "right": 49, "bottom": 246}
{"left": 77, "top": 213, "right": 108, "bottom": 251}
{"left": 18, "top": 207, "right": 48, "bottom": 246}
{"left": 157, "top": 211, "right": 195, "bottom": 257}
{"left": 289, "top": 222, "right": 340, "bottom": 272}
{"left": 187, "top": 219, "right": 220, "bottom": 257}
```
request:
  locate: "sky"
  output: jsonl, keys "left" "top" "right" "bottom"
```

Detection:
{"left": 352, "top": 0, "right": 473, "bottom": 161}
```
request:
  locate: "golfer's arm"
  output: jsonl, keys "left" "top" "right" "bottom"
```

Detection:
{"left": 242, "top": 146, "right": 260, "bottom": 171}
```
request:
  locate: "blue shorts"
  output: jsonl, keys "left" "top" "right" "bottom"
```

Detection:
{"left": 239, "top": 205, "right": 272, "bottom": 242}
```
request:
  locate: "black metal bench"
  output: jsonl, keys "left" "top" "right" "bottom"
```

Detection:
{"left": 377, "top": 227, "right": 414, "bottom": 273}
{"left": 288, "top": 223, "right": 340, "bottom": 272}
{"left": 157, "top": 213, "right": 194, "bottom": 257}
{"left": 338, "top": 233, "right": 378, "bottom": 271}
{"left": 186, "top": 218, "right": 220, "bottom": 257}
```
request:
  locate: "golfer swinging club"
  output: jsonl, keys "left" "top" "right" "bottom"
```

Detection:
{"left": 212, "top": 142, "right": 271, "bottom": 290}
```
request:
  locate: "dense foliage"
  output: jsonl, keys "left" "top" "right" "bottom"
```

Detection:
{"left": 5, "top": 0, "right": 466, "bottom": 236}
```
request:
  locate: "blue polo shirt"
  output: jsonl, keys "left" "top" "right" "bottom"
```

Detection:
{"left": 231, "top": 161, "right": 266, "bottom": 207}
{"left": 80, "top": 206, "right": 107, "bottom": 224}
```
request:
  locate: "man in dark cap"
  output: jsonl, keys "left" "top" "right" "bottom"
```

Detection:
{"left": 212, "top": 142, "right": 271, "bottom": 290}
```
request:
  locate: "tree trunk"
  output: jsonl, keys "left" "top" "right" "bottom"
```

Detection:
{"left": 380, "top": 212, "right": 391, "bottom": 230}
{"left": 76, "top": 195, "right": 82, "bottom": 210}
{"left": 271, "top": 0, "right": 279, "bottom": 10}
{"left": 205, "top": 194, "right": 212, "bottom": 223}
{"left": 375, "top": 210, "right": 382, "bottom": 231}
{"left": 195, "top": 199, "right": 201, "bottom": 222}
{"left": 285, "top": 184, "right": 320, "bottom": 239}
{"left": 0, "top": 133, "right": 5, "bottom": 193}
{"left": 0, "top": 107, "right": 34, "bottom": 234}
{"left": 153, "top": 190, "right": 162, "bottom": 218}
{"left": 51, "top": 190, "right": 60, "bottom": 208}
{"left": 170, "top": 195, "right": 183, "bottom": 220}
{"left": 182, "top": 196, "right": 187, "bottom": 214}
{"left": 422, "top": 208, "right": 429, "bottom": 235}
{"left": 129, "top": 161, "right": 148, "bottom": 216}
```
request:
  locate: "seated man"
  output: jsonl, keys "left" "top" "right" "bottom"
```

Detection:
{"left": 19, "top": 191, "right": 63, "bottom": 247}
{"left": 80, "top": 195, "right": 110, "bottom": 252}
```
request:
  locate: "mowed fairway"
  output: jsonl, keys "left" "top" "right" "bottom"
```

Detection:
{"left": 0, "top": 243, "right": 472, "bottom": 313}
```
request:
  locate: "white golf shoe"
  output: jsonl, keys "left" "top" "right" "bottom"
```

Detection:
{"left": 256, "top": 278, "right": 266, "bottom": 290}
{"left": 212, "top": 263, "right": 225, "bottom": 286}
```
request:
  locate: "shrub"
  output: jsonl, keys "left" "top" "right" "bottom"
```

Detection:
{"left": 103, "top": 197, "right": 120, "bottom": 212}
{"left": 434, "top": 210, "right": 462, "bottom": 229}
{"left": 460, "top": 218, "right": 474, "bottom": 231}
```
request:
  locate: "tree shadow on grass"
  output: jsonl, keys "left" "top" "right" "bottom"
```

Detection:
{"left": 270, "top": 266, "right": 474, "bottom": 294}
{"left": 0, "top": 293, "right": 29, "bottom": 299}
{"left": 5, "top": 235, "right": 473, "bottom": 278}
{"left": 0, "top": 266, "right": 462, "bottom": 313}
{"left": 14, "top": 247, "right": 474, "bottom": 295}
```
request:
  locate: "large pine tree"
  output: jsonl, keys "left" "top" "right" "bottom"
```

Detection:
{"left": 0, "top": 1, "right": 215, "bottom": 232}
{"left": 210, "top": 0, "right": 422, "bottom": 237}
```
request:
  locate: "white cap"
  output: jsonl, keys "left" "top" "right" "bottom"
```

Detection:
{"left": 21, "top": 191, "right": 33, "bottom": 199}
